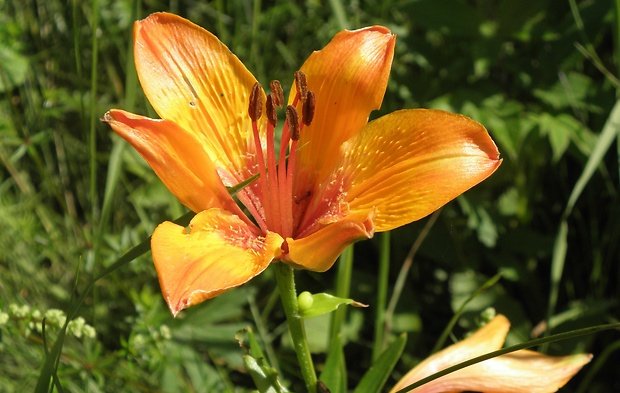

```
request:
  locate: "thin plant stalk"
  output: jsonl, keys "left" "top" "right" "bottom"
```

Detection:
{"left": 373, "top": 231, "right": 391, "bottom": 360}
{"left": 383, "top": 210, "right": 440, "bottom": 346}
{"left": 330, "top": 245, "right": 354, "bottom": 340}
{"left": 431, "top": 272, "right": 503, "bottom": 354}
{"left": 328, "top": 0, "right": 349, "bottom": 30}
{"left": 248, "top": 293, "right": 281, "bottom": 375}
{"left": 89, "top": 0, "right": 100, "bottom": 232}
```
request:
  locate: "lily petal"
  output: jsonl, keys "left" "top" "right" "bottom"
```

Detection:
{"left": 283, "top": 209, "right": 375, "bottom": 272}
{"left": 293, "top": 26, "right": 395, "bottom": 192}
{"left": 392, "top": 314, "right": 509, "bottom": 389}
{"left": 103, "top": 110, "right": 243, "bottom": 216}
{"left": 343, "top": 109, "right": 501, "bottom": 232}
{"left": 390, "top": 315, "right": 592, "bottom": 393}
{"left": 435, "top": 350, "right": 593, "bottom": 393}
{"left": 151, "top": 209, "right": 284, "bottom": 316}
{"left": 133, "top": 12, "right": 262, "bottom": 183}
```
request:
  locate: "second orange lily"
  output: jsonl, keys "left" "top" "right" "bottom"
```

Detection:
{"left": 104, "top": 12, "right": 501, "bottom": 316}
{"left": 389, "top": 314, "right": 592, "bottom": 393}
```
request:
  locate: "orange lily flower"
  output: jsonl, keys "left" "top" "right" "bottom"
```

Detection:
{"left": 390, "top": 314, "right": 592, "bottom": 393}
{"left": 103, "top": 12, "right": 501, "bottom": 316}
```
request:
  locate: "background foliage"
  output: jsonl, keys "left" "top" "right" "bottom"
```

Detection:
{"left": 1, "top": 0, "right": 618, "bottom": 391}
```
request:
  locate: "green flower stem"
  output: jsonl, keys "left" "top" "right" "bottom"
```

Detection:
{"left": 330, "top": 246, "right": 353, "bottom": 340}
{"left": 373, "top": 231, "right": 390, "bottom": 360}
{"left": 275, "top": 263, "right": 317, "bottom": 393}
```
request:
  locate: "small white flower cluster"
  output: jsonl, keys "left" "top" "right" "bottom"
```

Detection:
{"left": 9, "top": 304, "right": 31, "bottom": 318}
{"left": 3, "top": 304, "right": 96, "bottom": 339}
{"left": 67, "top": 317, "right": 96, "bottom": 339}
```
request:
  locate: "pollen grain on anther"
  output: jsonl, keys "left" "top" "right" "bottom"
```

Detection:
{"left": 248, "top": 82, "right": 263, "bottom": 122}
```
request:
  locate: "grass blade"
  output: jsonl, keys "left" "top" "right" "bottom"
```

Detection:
{"left": 353, "top": 333, "right": 407, "bottom": 393}
{"left": 546, "top": 99, "right": 620, "bottom": 339}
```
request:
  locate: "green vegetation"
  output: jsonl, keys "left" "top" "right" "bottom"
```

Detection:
{"left": 1, "top": 0, "right": 618, "bottom": 391}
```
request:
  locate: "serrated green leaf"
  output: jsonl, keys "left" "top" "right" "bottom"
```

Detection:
{"left": 353, "top": 333, "right": 407, "bottom": 393}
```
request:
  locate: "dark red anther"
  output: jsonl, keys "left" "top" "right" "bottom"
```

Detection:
{"left": 270, "top": 80, "right": 284, "bottom": 108}
{"left": 302, "top": 90, "right": 316, "bottom": 126}
{"left": 248, "top": 82, "right": 263, "bottom": 121}
{"left": 266, "top": 93, "right": 277, "bottom": 127}
{"left": 286, "top": 105, "right": 301, "bottom": 141}
{"left": 294, "top": 71, "right": 308, "bottom": 102}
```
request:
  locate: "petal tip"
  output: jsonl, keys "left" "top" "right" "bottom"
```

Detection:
{"left": 101, "top": 110, "right": 113, "bottom": 124}
{"left": 168, "top": 299, "right": 182, "bottom": 318}
{"left": 167, "top": 289, "right": 217, "bottom": 317}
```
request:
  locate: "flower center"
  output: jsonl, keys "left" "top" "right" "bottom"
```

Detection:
{"left": 247, "top": 71, "right": 316, "bottom": 239}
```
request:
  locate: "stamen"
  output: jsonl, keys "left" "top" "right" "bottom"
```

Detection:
{"left": 247, "top": 82, "right": 272, "bottom": 233}
{"left": 270, "top": 80, "right": 284, "bottom": 108}
{"left": 294, "top": 71, "right": 308, "bottom": 102}
{"left": 245, "top": 75, "right": 315, "bottom": 238}
{"left": 248, "top": 82, "right": 263, "bottom": 121}
{"left": 266, "top": 94, "right": 277, "bottom": 127}
{"left": 302, "top": 90, "right": 316, "bottom": 126}
{"left": 265, "top": 108, "right": 281, "bottom": 233}
{"left": 286, "top": 105, "right": 301, "bottom": 141}
{"left": 282, "top": 105, "right": 301, "bottom": 238}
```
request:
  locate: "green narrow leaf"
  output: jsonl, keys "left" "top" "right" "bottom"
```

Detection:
{"left": 330, "top": 246, "right": 354, "bottom": 341}
{"left": 99, "top": 0, "right": 139, "bottom": 234}
{"left": 565, "top": 99, "right": 620, "bottom": 214}
{"left": 373, "top": 231, "right": 391, "bottom": 360}
{"left": 246, "top": 327, "right": 268, "bottom": 363}
{"left": 99, "top": 139, "right": 126, "bottom": 233}
{"left": 353, "top": 333, "right": 407, "bottom": 393}
{"left": 88, "top": 0, "right": 100, "bottom": 231}
{"left": 319, "top": 334, "right": 347, "bottom": 393}
{"left": 227, "top": 172, "right": 259, "bottom": 196}
{"left": 328, "top": 0, "right": 350, "bottom": 29}
{"left": 238, "top": 327, "right": 288, "bottom": 392}
{"left": 243, "top": 355, "right": 287, "bottom": 393}
{"left": 546, "top": 99, "right": 620, "bottom": 339}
